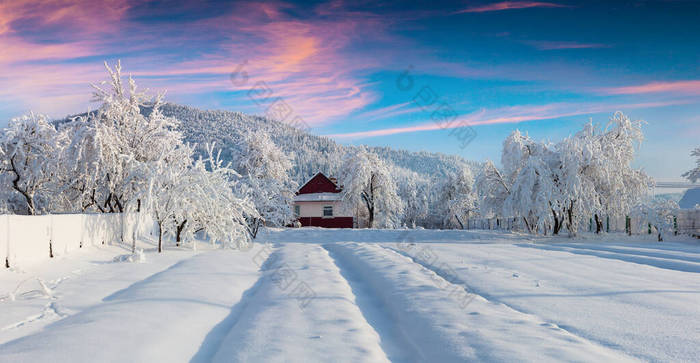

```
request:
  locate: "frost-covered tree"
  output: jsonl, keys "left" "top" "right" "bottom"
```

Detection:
{"left": 477, "top": 112, "right": 649, "bottom": 236}
{"left": 55, "top": 120, "right": 101, "bottom": 212}
{"left": 148, "top": 142, "right": 194, "bottom": 252}
{"left": 594, "top": 112, "right": 651, "bottom": 229}
{"left": 682, "top": 147, "right": 700, "bottom": 182}
{"left": 399, "top": 177, "right": 429, "bottom": 228}
{"left": 340, "top": 147, "right": 404, "bottom": 228}
{"left": 556, "top": 124, "right": 602, "bottom": 235}
{"left": 76, "top": 61, "right": 183, "bottom": 213}
{"left": 233, "top": 132, "right": 296, "bottom": 237}
{"left": 174, "top": 144, "right": 258, "bottom": 249}
{"left": 0, "top": 113, "right": 64, "bottom": 215}
{"left": 500, "top": 131, "right": 559, "bottom": 233}
{"left": 476, "top": 160, "right": 510, "bottom": 220}
{"left": 438, "top": 164, "right": 477, "bottom": 229}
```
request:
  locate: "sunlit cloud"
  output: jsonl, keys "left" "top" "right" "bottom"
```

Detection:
{"left": 454, "top": 1, "right": 569, "bottom": 14}
{"left": 0, "top": 0, "right": 131, "bottom": 37}
{"left": 0, "top": 1, "right": 386, "bottom": 125}
{"left": 326, "top": 100, "right": 688, "bottom": 139}
{"left": 602, "top": 80, "right": 700, "bottom": 95}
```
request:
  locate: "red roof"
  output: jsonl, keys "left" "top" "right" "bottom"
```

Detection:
{"left": 297, "top": 172, "right": 341, "bottom": 195}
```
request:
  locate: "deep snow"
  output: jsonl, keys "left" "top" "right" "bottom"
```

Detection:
{"left": 1, "top": 228, "right": 699, "bottom": 362}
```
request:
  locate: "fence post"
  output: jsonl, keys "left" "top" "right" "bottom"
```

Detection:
{"left": 49, "top": 214, "right": 54, "bottom": 258}
{"left": 5, "top": 215, "right": 9, "bottom": 268}
{"left": 625, "top": 216, "right": 631, "bottom": 236}
{"left": 606, "top": 215, "right": 610, "bottom": 233}
{"left": 674, "top": 216, "right": 678, "bottom": 236}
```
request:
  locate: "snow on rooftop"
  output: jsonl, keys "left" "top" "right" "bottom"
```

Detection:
{"left": 679, "top": 187, "right": 700, "bottom": 209}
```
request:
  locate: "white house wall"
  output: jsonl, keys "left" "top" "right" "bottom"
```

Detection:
{"left": 296, "top": 201, "right": 352, "bottom": 218}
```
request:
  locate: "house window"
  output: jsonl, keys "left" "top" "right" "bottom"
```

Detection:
{"left": 323, "top": 206, "right": 333, "bottom": 217}
{"left": 294, "top": 205, "right": 300, "bottom": 217}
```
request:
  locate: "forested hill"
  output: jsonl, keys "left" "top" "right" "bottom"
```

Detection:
{"left": 158, "top": 103, "right": 479, "bottom": 185}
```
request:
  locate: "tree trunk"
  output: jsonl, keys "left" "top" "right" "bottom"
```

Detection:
{"left": 248, "top": 218, "right": 261, "bottom": 239}
{"left": 567, "top": 200, "right": 576, "bottom": 236}
{"left": 594, "top": 214, "right": 603, "bottom": 234}
{"left": 10, "top": 157, "right": 35, "bottom": 215}
{"left": 157, "top": 221, "right": 163, "bottom": 253}
{"left": 523, "top": 217, "right": 532, "bottom": 233}
{"left": 176, "top": 219, "right": 187, "bottom": 246}
{"left": 552, "top": 209, "right": 561, "bottom": 235}
{"left": 455, "top": 214, "right": 464, "bottom": 229}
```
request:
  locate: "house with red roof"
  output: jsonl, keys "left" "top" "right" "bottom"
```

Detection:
{"left": 294, "top": 172, "right": 354, "bottom": 228}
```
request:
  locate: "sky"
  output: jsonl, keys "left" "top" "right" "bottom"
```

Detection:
{"left": 1, "top": 0, "right": 698, "bottom": 182}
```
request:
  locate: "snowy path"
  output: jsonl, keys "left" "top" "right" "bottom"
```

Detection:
{"left": 1, "top": 230, "right": 699, "bottom": 362}
{"left": 207, "top": 244, "right": 390, "bottom": 363}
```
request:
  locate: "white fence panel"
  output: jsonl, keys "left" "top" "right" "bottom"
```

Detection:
{"left": 52, "top": 214, "right": 83, "bottom": 256}
{"left": 1, "top": 212, "right": 156, "bottom": 269}
{"left": 0, "top": 215, "right": 7, "bottom": 268}
{"left": 8, "top": 215, "right": 51, "bottom": 267}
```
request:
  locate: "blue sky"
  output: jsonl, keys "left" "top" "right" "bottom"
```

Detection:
{"left": 0, "top": 0, "right": 698, "bottom": 181}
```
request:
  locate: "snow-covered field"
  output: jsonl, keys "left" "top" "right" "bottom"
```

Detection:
{"left": 1, "top": 229, "right": 699, "bottom": 362}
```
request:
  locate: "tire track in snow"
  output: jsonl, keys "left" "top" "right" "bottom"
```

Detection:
{"left": 381, "top": 243, "right": 656, "bottom": 362}
{"left": 207, "top": 244, "right": 392, "bottom": 363}
{"left": 516, "top": 243, "right": 700, "bottom": 273}
{"left": 190, "top": 253, "right": 273, "bottom": 363}
{"left": 343, "top": 242, "right": 636, "bottom": 362}
{"left": 323, "top": 244, "right": 423, "bottom": 363}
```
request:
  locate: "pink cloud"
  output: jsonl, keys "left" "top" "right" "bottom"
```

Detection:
{"left": 454, "top": 1, "right": 568, "bottom": 13}
{"left": 326, "top": 100, "right": 688, "bottom": 139}
{"left": 0, "top": 0, "right": 131, "bottom": 36}
{"left": 0, "top": 37, "right": 98, "bottom": 63}
{"left": 602, "top": 80, "right": 700, "bottom": 95}
{"left": 0, "top": 1, "right": 387, "bottom": 125}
